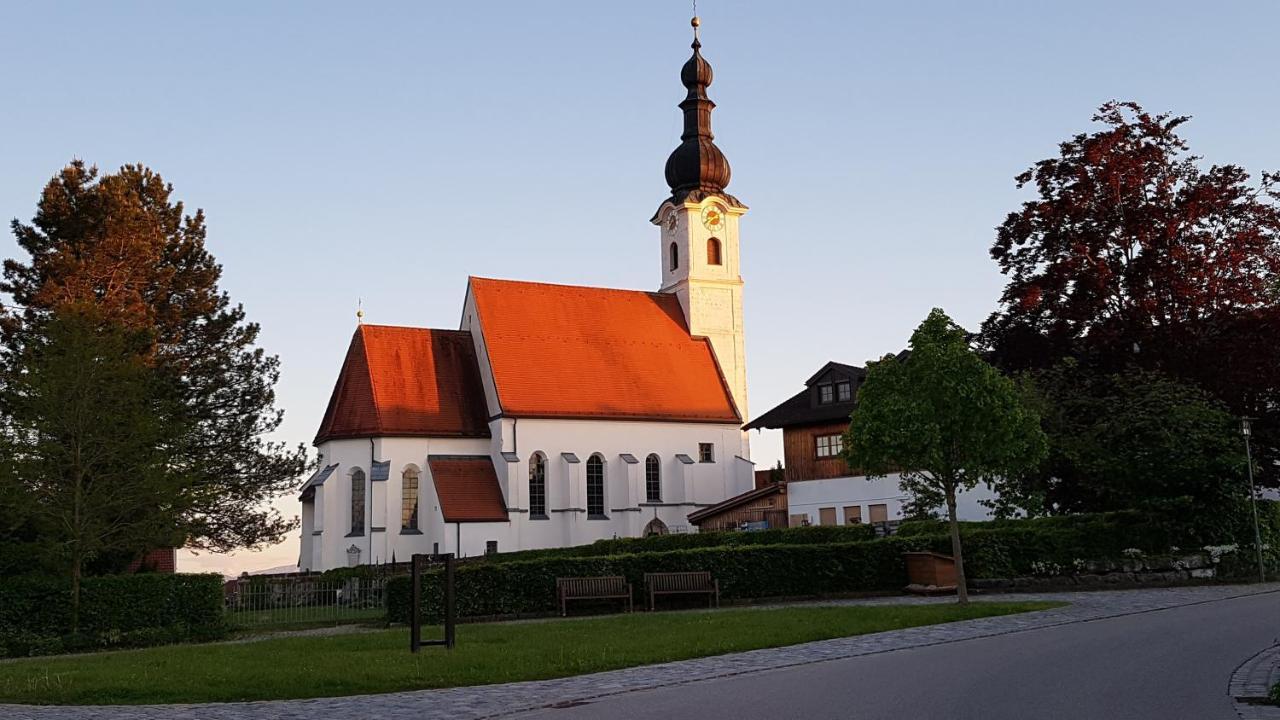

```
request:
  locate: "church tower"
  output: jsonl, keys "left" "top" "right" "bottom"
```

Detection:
{"left": 653, "top": 17, "right": 749, "bottom": 444}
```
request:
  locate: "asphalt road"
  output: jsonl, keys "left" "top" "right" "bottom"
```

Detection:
{"left": 515, "top": 591, "right": 1280, "bottom": 720}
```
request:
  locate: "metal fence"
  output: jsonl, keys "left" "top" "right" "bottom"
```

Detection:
{"left": 224, "top": 575, "right": 394, "bottom": 629}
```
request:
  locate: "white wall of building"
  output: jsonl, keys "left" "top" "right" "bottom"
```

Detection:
{"left": 654, "top": 196, "right": 750, "bottom": 458}
{"left": 787, "top": 473, "right": 997, "bottom": 526}
{"left": 300, "top": 418, "right": 754, "bottom": 571}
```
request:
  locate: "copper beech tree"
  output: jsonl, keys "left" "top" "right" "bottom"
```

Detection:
{"left": 982, "top": 101, "right": 1280, "bottom": 487}
{"left": 845, "top": 309, "right": 1047, "bottom": 603}
{"left": 1, "top": 161, "right": 306, "bottom": 559}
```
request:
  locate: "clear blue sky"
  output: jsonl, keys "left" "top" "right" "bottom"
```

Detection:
{"left": 3, "top": 1, "right": 1278, "bottom": 573}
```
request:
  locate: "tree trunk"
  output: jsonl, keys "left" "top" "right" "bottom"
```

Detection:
{"left": 945, "top": 485, "right": 969, "bottom": 604}
{"left": 70, "top": 554, "right": 82, "bottom": 634}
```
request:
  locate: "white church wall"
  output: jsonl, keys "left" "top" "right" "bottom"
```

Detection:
{"left": 303, "top": 411, "right": 756, "bottom": 568}
{"left": 306, "top": 435, "right": 490, "bottom": 571}
{"left": 458, "top": 289, "right": 502, "bottom": 419}
{"left": 502, "top": 417, "right": 752, "bottom": 549}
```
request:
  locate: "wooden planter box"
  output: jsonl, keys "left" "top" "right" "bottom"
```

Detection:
{"left": 903, "top": 551, "right": 957, "bottom": 594}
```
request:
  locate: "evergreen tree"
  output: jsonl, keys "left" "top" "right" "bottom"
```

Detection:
{"left": 1, "top": 161, "right": 305, "bottom": 553}
{"left": 0, "top": 306, "right": 189, "bottom": 628}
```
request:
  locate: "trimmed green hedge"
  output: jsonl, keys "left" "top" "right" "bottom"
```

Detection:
{"left": 388, "top": 539, "right": 916, "bottom": 623}
{"left": 390, "top": 505, "right": 1280, "bottom": 623}
{"left": 0, "top": 573, "right": 226, "bottom": 658}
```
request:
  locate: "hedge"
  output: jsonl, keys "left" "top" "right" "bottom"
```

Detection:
{"left": 0, "top": 573, "right": 226, "bottom": 658}
{"left": 389, "top": 506, "right": 1280, "bottom": 622}
{"left": 388, "top": 539, "right": 916, "bottom": 623}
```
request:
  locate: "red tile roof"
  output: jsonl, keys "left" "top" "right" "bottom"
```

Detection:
{"left": 428, "top": 456, "right": 508, "bottom": 523}
{"left": 469, "top": 277, "right": 740, "bottom": 423}
{"left": 314, "top": 326, "right": 491, "bottom": 444}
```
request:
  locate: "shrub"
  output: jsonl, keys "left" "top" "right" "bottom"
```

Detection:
{"left": 0, "top": 573, "right": 226, "bottom": 658}
{"left": 389, "top": 539, "right": 921, "bottom": 623}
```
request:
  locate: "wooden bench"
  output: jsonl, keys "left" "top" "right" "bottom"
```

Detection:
{"left": 556, "top": 576, "right": 633, "bottom": 616}
{"left": 644, "top": 571, "right": 719, "bottom": 611}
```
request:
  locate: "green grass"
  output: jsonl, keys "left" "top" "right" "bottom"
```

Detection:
{"left": 0, "top": 601, "right": 1061, "bottom": 705}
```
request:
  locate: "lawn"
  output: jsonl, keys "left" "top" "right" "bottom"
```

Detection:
{"left": 0, "top": 601, "right": 1061, "bottom": 705}
{"left": 224, "top": 605, "right": 386, "bottom": 632}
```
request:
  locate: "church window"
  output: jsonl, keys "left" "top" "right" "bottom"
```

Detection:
{"left": 586, "top": 454, "right": 606, "bottom": 518}
{"left": 645, "top": 454, "right": 662, "bottom": 503}
{"left": 669, "top": 241, "right": 679, "bottom": 271}
{"left": 818, "top": 383, "right": 834, "bottom": 404}
{"left": 401, "top": 466, "right": 420, "bottom": 531}
{"left": 529, "top": 452, "right": 548, "bottom": 519}
{"left": 837, "top": 381, "right": 853, "bottom": 402}
{"left": 349, "top": 468, "right": 366, "bottom": 536}
{"left": 707, "top": 237, "right": 722, "bottom": 265}
{"left": 698, "top": 443, "right": 715, "bottom": 463}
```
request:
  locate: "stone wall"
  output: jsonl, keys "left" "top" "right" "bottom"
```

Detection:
{"left": 973, "top": 553, "right": 1217, "bottom": 590}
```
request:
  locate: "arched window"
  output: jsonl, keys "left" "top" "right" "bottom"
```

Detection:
{"left": 349, "top": 468, "right": 366, "bottom": 535}
{"left": 529, "top": 452, "right": 547, "bottom": 518}
{"left": 645, "top": 454, "right": 662, "bottom": 503}
{"left": 707, "top": 237, "right": 722, "bottom": 265}
{"left": 669, "top": 241, "right": 679, "bottom": 271}
{"left": 586, "top": 454, "right": 606, "bottom": 518}
{"left": 401, "top": 466, "right": 420, "bottom": 531}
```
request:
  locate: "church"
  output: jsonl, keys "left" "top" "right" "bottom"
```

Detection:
{"left": 299, "top": 19, "right": 756, "bottom": 569}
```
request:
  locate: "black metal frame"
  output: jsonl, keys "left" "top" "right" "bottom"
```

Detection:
{"left": 409, "top": 552, "right": 456, "bottom": 653}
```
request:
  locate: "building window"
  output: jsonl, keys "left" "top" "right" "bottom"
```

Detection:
{"left": 844, "top": 505, "right": 862, "bottom": 524}
{"left": 645, "top": 454, "right": 662, "bottom": 503}
{"left": 818, "top": 507, "right": 837, "bottom": 526}
{"left": 401, "top": 466, "right": 420, "bottom": 531}
{"left": 485, "top": 540, "right": 498, "bottom": 555}
{"left": 586, "top": 454, "right": 606, "bottom": 518}
{"left": 669, "top": 241, "right": 679, "bottom": 271}
{"left": 818, "top": 383, "right": 834, "bottom": 404}
{"left": 707, "top": 237, "right": 722, "bottom": 265}
{"left": 529, "top": 452, "right": 547, "bottom": 519}
{"left": 349, "top": 468, "right": 366, "bottom": 536}
{"left": 815, "top": 434, "right": 843, "bottom": 458}
{"left": 698, "top": 443, "right": 715, "bottom": 463}
{"left": 869, "top": 503, "right": 889, "bottom": 524}
{"left": 837, "top": 380, "right": 853, "bottom": 402}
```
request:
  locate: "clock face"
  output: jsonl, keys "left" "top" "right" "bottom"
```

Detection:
{"left": 664, "top": 210, "right": 679, "bottom": 236}
{"left": 701, "top": 204, "right": 726, "bottom": 232}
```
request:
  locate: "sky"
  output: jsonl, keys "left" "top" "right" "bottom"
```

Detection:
{"left": 2, "top": 1, "right": 1278, "bottom": 576}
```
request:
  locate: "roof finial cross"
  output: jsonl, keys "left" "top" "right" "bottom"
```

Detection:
{"left": 356, "top": 298, "right": 364, "bottom": 324}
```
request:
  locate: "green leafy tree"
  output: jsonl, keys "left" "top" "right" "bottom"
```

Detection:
{"left": 999, "top": 361, "right": 1246, "bottom": 533}
{"left": 1, "top": 161, "right": 305, "bottom": 553}
{"left": 981, "top": 101, "right": 1280, "bottom": 488}
{"left": 845, "top": 309, "right": 1047, "bottom": 603}
{"left": 0, "top": 307, "right": 190, "bottom": 629}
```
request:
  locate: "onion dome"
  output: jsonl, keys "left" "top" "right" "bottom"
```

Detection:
{"left": 659, "top": 17, "right": 744, "bottom": 211}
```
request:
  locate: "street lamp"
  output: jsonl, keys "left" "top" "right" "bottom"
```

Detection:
{"left": 1242, "top": 418, "right": 1266, "bottom": 583}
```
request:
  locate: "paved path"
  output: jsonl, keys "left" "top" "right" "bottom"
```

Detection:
{"left": 4, "top": 584, "right": 1278, "bottom": 720}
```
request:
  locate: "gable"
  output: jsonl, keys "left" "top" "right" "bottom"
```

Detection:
{"left": 468, "top": 277, "right": 740, "bottom": 423}
{"left": 314, "top": 325, "right": 491, "bottom": 444}
{"left": 745, "top": 361, "right": 865, "bottom": 431}
{"left": 428, "top": 455, "right": 508, "bottom": 523}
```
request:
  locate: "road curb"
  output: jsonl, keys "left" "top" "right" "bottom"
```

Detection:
{"left": 1233, "top": 645, "right": 1280, "bottom": 719}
